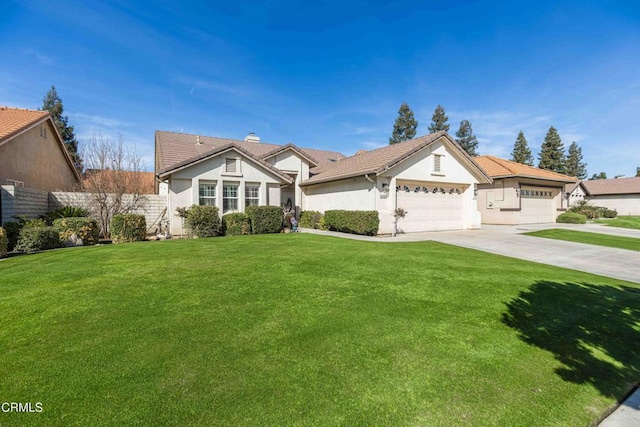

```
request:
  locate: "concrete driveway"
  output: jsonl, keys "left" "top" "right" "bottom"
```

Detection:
{"left": 303, "top": 223, "right": 640, "bottom": 283}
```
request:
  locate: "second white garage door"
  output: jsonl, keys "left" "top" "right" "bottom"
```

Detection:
{"left": 520, "top": 187, "right": 558, "bottom": 224}
{"left": 396, "top": 183, "right": 465, "bottom": 232}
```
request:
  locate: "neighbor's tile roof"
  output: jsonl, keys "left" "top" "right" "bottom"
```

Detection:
{"left": 580, "top": 177, "right": 640, "bottom": 195}
{"left": 0, "top": 106, "right": 50, "bottom": 143}
{"left": 302, "top": 132, "right": 492, "bottom": 186}
{"left": 474, "top": 155, "right": 577, "bottom": 183}
{"left": 155, "top": 130, "right": 345, "bottom": 173}
{"left": 84, "top": 170, "right": 157, "bottom": 194}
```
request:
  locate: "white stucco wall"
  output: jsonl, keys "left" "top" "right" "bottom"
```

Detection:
{"left": 303, "top": 140, "right": 486, "bottom": 234}
{"left": 266, "top": 150, "right": 311, "bottom": 214}
{"left": 477, "top": 178, "right": 569, "bottom": 224}
{"left": 166, "top": 152, "right": 287, "bottom": 235}
{"left": 568, "top": 185, "right": 585, "bottom": 207}
{"left": 586, "top": 195, "right": 640, "bottom": 215}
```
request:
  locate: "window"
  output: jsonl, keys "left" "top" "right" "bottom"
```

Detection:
{"left": 40, "top": 125, "right": 47, "bottom": 139}
{"left": 245, "top": 183, "right": 260, "bottom": 207}
{"left": 223, "top": 183, "right": 239, "bottom": 212}
{"left": 434, "top": 154, "right": 443, "bottom": 173}
{"left": 199, "top": 182, "right": 216, "bottom": 206}
{"left": 225, "top": 158, "right": 238, "bottom": 174}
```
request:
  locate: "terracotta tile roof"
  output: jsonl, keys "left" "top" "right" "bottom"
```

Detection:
{"left": 474, "top": 155, "right": 577, "bottom": 183}
{"left": 0, "top": 106, "right": 50, "bottom": 143}
{"left": 580, "top": 177, "right": 640, "bottom": 195}
{"left": 302, "top": 132, "right": 492, "bottom": 186}
{"left": 155, "top": 130, "right": 344, "bottom": 174}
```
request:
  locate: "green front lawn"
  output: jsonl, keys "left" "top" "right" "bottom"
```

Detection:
{"left": 1, "top": 235, "right": 639, "bottom": 426}
{"left": 594, "top": 215, "right": 640, "bottom": 230}
{"left": 524, "top": 228, "right": 640, "bottom": 251}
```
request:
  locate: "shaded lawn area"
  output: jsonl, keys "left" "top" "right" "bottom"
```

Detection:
{"left": 594, "top": 215, "right": 640, "bottom": 230}
{"left": 524, "top": 228, "right": 640, "bottom": 252}
{"left": 1, "top": 234, "right": 639, "bottom": 426}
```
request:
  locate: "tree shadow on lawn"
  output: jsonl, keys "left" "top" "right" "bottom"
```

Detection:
{"left": 502, "top": 281, "right": 640, "bottom": 399}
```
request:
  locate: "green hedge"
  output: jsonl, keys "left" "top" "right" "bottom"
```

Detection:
{"left": 300, "top": 211, "right": 323, "bottom": 229}
{"left": 54, "top": 217, "right": 100, "bottom": 246}
{"left": 110, "top": 214, "right": 147, "bottom": 243}
{"left": 323, "top": 210, "right": 379, "bottom": 236}
{"left": 15, "top": 226, "right": 62, "bottom": 252}
{"left": 222, "top": 213, "right": 251, "bottom": 236}
{"left": 556, "top": 212, "right": 587, "bottom": 224}
{"left": 246, "top": 206, "right": 283, "bottom": 234}
{"left": 0, "top": 227, "right": 7, "bottom": 258}
{"left": 2, "top": 221, "right": 21, "bottom": 252}
{"left": 184, "top": 205, "right": 221, "bottom": 238}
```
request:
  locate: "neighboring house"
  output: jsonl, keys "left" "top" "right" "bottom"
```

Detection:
{"left": 474, "top": 155, "right": 576, "bottom": 224}
{"left": 0, "top": 106, "right": 81, "bottom": 191}
{"left": 156, "top": 130, "right": 492, "bottom": 235}
{"left": 568, "top": 177, "right": 640, "bottom": 215}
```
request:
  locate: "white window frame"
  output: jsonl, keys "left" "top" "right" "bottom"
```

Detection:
{"left": 198, "top": 181, "right": 216, "bottom": 206}
{"left": 223, "top": 182, "right": 239, "bottom": 213}
{"left": 245, "top": 183, "right": 260, "bottom": 207}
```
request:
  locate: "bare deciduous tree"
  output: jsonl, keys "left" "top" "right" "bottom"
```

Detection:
{"left": 81, "top": 133, "right": 148, "bottom": 238}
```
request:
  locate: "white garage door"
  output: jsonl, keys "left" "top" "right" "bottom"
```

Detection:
{"left": 396, "top": 183, "right": 464, "bottom": 232}
{"left": 520, "top": 187, "right": 558, "bottom": 224}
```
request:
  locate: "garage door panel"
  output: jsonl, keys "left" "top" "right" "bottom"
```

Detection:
{"left": 520, "top": 187, "right": 557, "bottom": 224}
{"left": 396, "top": 183, "right": 464, "bottom": 232}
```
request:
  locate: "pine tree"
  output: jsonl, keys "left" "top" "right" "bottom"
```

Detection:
{"left": 565, "top": 141, "right": 588, "bottom": 179}
{"left": 636, "top": 167, "right": 640, "bottom": 177}
{"left": 389, "top": 102, "right": 418, "bottom": 144}
{"left": 510, "top": 131, "right": 534, "bottom": 165}
{"left": 455, "top": 120, "right": 478, "bottom": 156}
{"left": 590, "top": 172, "right": 607, "bottom": 180}
{"left": 42, "top": 85, "right": 81, "bottom": 171}
{"left": 538, "top": 126, "right": 566, "bottom": 174}
{"left": 428, "top": 104, "right": 450, "bottom": 133}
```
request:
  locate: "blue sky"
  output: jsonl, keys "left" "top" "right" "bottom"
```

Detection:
{"left": 2, "top": 0, "right": 639, "bottom": 176}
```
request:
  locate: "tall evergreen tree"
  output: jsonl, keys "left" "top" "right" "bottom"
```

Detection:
{"left": 428, "top": 104, "right": 450, "bottom": 133}
{"left": 636, "top": 167, "right": 640, "bottom": 177}
{"left": 510, "top": 131, "right": 534, "bottom": 165}
{"left": 389, "top": 102, "right": 418, "bottom": 145}
{"left": 565, "top": 141, "right": 588, "bottom": 179}
{"left": 538, "top": 126, "right": 566, "bottom": 174}
{"left": 42, "top": 85, "right": 81, "bottom": 171}
{"left": 455, "top": 120, "right": 478, "bottom": 156}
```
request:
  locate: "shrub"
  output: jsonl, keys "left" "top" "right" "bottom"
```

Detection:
{"left": 184, "top": 205, "right": 221, "bottom": 238}
{"left": 110, "top": 213, "right": 147, "bottom": 243}
{"left": 2, "top": 221, "right": 21, "bottom": 252}
{"left": 42, "top": 206, "right": 90, "bottom": 225}
{"left": 54, "top": 217, "right": 100, "bottom": 246}
{"left": 602, "top": 208, "right": 618, "bottom": 219}
{"left": 323, "top": 210, "right": 379, "bottom": 236}
{"left": 0, "top": 227, "right": 7, "bottom": 258}
{"left": 21, "top": 218, "right": 48, "bottom": 229}
{"left": 15, "top": 226, "right": 62, "bottom": 252}
{"left": 222, "top": 213, "right": 251, "bottom": 236}
{"left": 556, "top": 212, "right": 587, "bottom": 224}
{"left": 246, "top": 206, "right": 283, "bottom": 234}
{"left": 300, "top": 211, "right": 323, "bottom": 229}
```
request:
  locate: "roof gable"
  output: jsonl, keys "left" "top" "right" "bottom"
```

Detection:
{"left": 301, "top": 132, "right": 492, "bottom": 186}
{"left": 474, "top": 155, "right": 576, "bottom": 183}
{"left": 0, "top": 106, "right": 81, "bottom": 182}
{"left": 157, "top": 142, "right": 293, "bottom": 183}
{"left": 261, "top": 143, "right": 319, "bottom": 166}
{"left": 155, "top": 130, "right": 343, "bottom": 174}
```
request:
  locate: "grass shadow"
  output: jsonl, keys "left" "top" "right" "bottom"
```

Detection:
{"left": 503, "top": 281, "right": 640, "bottom": 399}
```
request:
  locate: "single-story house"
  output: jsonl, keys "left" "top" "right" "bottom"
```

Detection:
{"left": 474, "top": 155, "right": 577, "bottom": 224}
{"left": 155, "top": 131, "right": 492, "bottom": 235}
{"left": 568, "top": 177, "right": 640, "bottom": 215}
{"left": 0, "top": 106, "right": 81, "bottom": 191}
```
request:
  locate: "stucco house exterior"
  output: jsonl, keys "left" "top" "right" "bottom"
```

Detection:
{"left": 0, "top": 106, "right": 80, "bottom": 191}
{"left": 155, "top": 131, "right": 492, "bottom": 235}
{"left": 474, "top": 155, "right": 576, "bottom": 224}
{"left": 568, "top": 177, "right": 640, "bottom": 215}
